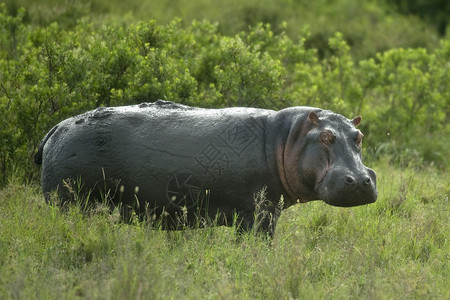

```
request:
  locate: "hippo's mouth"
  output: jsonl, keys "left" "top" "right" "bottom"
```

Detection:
{"left": 320, "top": 185, "right": 378, "bottom": 207}
{"left": 330, "top": 198, "right": 376, "bottom": 207}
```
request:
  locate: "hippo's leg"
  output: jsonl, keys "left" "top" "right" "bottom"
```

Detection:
{"left": 43, "top": 178, "right": 79, "bottom": 208}
{"left": 236, "top": 201, "right": 281, "bottom": 238}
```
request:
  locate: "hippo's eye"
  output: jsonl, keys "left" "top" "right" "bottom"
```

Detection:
{"left": 356, "top": 132, "right": 364, "bottom": 148}
{"left": 320, "top": 130, "right": 335, "bottom": 145}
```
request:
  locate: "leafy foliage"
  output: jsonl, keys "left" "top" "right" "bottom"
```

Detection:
{"left": 4, "top": 0, "right": 444, "bottom": 60}
{"left": 391, "top": 0, "right": 450, "bottom": 35}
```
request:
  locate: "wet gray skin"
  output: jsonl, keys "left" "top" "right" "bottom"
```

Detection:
{"left": 35, "top": 100, "right": 377, "bottom": 236}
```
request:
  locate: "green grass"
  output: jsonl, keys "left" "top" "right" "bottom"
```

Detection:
{"left": 0, "top": 162, "right": 448, "bottom": 299}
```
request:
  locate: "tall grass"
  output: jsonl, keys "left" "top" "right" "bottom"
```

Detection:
{"left": 0, "top": 161, "right": 448, "bottom": 299}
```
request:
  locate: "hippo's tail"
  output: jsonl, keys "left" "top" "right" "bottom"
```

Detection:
{"left": 35, "top": 125, "right": 58, "bottom": 165}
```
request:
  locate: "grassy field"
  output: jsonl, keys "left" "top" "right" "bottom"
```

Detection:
{"left": 0, "top": 160, "right": 448, "bottom": 299}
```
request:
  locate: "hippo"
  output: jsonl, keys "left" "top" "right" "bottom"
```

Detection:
{"left": 35, "top": 100, "right": 377, "bottom": 235}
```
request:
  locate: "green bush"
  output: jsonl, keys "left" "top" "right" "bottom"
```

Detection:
{"left": 0, "top": 4, "right": 448, "bottom": 185}
{"left": 391, "top": 0, "right": 450, "bottom": 35}
{"left": 4, "top": 0, "right": 444, "bottom": 60}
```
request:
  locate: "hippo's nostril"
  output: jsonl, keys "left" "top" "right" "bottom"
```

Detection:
{"left": 345, "top": 175, "right": 356, "bottom": 185}
{"left": 363, "top": 176, "right": 372, "bottom": 186}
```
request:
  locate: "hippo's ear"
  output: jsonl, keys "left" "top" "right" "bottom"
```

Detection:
{"left": 308, "top": 112, "right": 320, "bottom": 126}
{"left": 352, "top": 116, "right": 362, "bottom": 127}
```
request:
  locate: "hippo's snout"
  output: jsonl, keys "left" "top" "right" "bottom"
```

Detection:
{"left": 319, "top": 167, "right": 377, "bottom": 207}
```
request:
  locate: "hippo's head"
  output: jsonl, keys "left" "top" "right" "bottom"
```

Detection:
{"left": 279, "top": 108, "right": 377, "bottom": 207}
